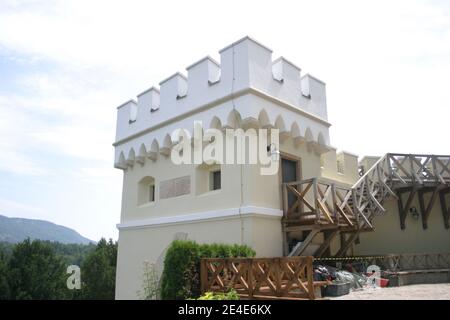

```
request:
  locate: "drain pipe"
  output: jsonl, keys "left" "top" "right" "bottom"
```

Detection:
{"left": 230, "top": 42, "right": 245, "bottom": 245}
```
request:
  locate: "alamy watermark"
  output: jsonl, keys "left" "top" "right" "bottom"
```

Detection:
{"left": 169, "top": 121, "right": 280, "bottom": 175}
{"left": 66, "top": 265, "right": 81, "bottom": 290}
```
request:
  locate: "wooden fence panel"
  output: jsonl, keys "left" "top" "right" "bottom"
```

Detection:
{"left": 200, "top": 256, "right": 317, "bottom": 300}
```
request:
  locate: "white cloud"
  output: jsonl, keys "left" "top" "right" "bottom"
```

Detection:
{"left": 32, "top": 124, "right": 113, "bottom": 162}
{"left": 0, "top": 197, "right": 46, "bottom": 218}
{"left": 0, "top": 96, "right": 47, "bottom": 175}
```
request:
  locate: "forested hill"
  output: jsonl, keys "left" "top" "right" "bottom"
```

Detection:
{"left": 0, "top": 214, "right": 93, "bottom": 244}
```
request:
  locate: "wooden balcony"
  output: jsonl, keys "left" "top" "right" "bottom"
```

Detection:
{"left": 282, "top": 153, "right": 450, "bottom": 258}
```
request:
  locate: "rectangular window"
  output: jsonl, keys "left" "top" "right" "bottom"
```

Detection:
{"left": 210, "top": 170, "right": 221, "bottom": 191}
{"left": 149, "top": 184, "right": 155, "bottom": 202}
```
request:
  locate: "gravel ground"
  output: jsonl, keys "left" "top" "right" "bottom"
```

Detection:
{"left": 329, "top": 283, "right": 450, "bottom": 300}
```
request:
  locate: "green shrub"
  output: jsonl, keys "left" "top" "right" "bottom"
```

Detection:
{"left": 160, "top": 240, "right": 255, "bottom": 300}
{"left": 197, "top": 289, "right": 239, "bottom": 300}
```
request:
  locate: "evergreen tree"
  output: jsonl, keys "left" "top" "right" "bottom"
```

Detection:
{"left": 0, "top": 252, "right": 10, "bottom": 299}
{"left": 7, "top": 239, "right": 67, "bottom": 299}
{"left": 80, "top": 238, "right": 117, "bottom": 299}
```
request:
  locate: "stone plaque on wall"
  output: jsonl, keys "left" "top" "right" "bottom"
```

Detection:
{"left": 159, "top": 175, "right": 191, "bottom": 199}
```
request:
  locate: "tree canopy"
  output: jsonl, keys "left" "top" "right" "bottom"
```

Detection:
{"left": 0, "top": 238, "right": 117, "bottom": 300}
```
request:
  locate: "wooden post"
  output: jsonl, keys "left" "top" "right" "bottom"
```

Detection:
{"left": 396, "top": 187, "right": 417, "bottom": 230}
{"left": 418, "top": 187, "right": 439, "bottom": 230}
{"left": 200, "top": 259, "right": 207, "bottom": 294}
{"left": 313, "top": 179, "right": 319, "bottom": 221}
{"left": 282, "top": 222, "right": 289, "bottom": 256}
{"left": 247, "top": 258, "right": 254, "bottom": 299}
{"left": 282, "top": 183, "right": 288, "bottom": 217}
{"left": 282, "top": 183, "right": 289, "bottom": 256}
{"left": 439, "top": 188, "right": 450, "bottom": 229}
{"left": 351, "top": 188, "right": 360, "bottom": 227}
{"left": 331, "top": 183, "right": 338, "bottom": 224}
{"left": 275, "top": 258, "right": 282, "bottom": 297}
{"left": 306, "top": 256, "right": 315, "bottom": 300}
{"left": 385, "top": 154, "right": 393, "bottom": 187}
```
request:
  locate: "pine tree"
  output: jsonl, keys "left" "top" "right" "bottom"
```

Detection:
{"left": 80, "top": 238, "right": 117, "bottom": 299}
{"left": 7, "top": 239, "right": 67, "bottom": 300}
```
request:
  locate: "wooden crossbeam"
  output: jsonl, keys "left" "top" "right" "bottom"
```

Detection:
{"left": 335, "top": 230, "right": 361, "bottom": 257}
{"left": 355, "top": 206, "right": 373, "bottom": 230}
{"left": 288, "top": 229, "right": 319, "bottom": 257}
{"left": 411, "top": 156, "right": 434, "bottom": 180}
{"left": 287, "top": 184, "right": 314, "bottom": 211}
{"left": 377, "top": 164, "right": 398, "bottom": 199}
{"left": 391, "top": 156, "right": 410, "bottom": 178}
{"left": 436, "top": 157, "right": 450, "bottom": 176}
{"left": 369, "top": 188, "right": 386, "bottom": 213}
{"left": 417, "top": 187, "right": 440, "bottom": 229}
{"left": 314, "top": 230, "right": 340, "bottom": 257}
{"left": 316, "top": 199, "right": 334, "bottom": 224}
{"left": 317, "top": 184, "right": 334, "bottom": 217}
{"left": 336, "top": 205, "right": 354, "bottom": 227}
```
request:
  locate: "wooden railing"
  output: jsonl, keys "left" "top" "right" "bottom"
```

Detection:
{"left": 283, "top": 154, "right": 450, "bottom": 231}
{"left": 315, "top": 252, "right": 450, "bottom": 272}
{"left": 351, "top": 153, "right": 450, "bottom": 224}
{"left": 282, "top": 178, "right": 358, "bottom": 229}
{"left": 200, "top": 257, "right": 319, "bottom": 300}
{"left": 387, "top": 153, "right": 450, "bottom": 185}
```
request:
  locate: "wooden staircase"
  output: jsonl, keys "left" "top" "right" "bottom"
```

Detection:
{"left": 282, "top": 153, "right": 450, "bottom": 257}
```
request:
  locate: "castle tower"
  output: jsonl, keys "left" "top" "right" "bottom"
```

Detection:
{"left": 112, "top": 36, "right": 349, "bottom": 299}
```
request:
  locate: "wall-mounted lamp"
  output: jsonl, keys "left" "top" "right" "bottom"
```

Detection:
{"left": 267, "top": 143, "right": 280, "bottom": 162}
{"left": 409, "top": 206, "right": 420, "bottom": 220}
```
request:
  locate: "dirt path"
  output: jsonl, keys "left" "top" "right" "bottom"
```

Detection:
{"left": 329, "top": 283, "right": 450, "bottom": 300}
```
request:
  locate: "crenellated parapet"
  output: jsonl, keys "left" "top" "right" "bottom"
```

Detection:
{"left": 113, "top": 36, "right": 331, "bottom": 169}
{"left": 320, "top": 149, "right": 360, "bottom": 185}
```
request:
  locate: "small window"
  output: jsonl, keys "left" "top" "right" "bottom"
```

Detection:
{"left": 138, "top": 176, "right": 155, "bottom": 205}
{"left": 210, "top": 170, "right": 221, "bottom": 191}
{"left": 148, "top": 184, "right": 155, "bottom": 202}
{"left": 195, "top": 164, "right": 221, "bottom": 195}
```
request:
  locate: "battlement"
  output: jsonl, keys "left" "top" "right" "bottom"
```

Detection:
{"left": 114, "top": 36, "right": 328, "bottom": 143}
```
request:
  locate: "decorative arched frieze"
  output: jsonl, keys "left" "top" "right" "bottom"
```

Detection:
{"left": 149, "top": 139, "right": 159, "bottom": 161}
{"left": 160, "top": 134, "right": 172, "bottom": 156}
{"left": 258, "top": 109, "right": 272, "bottom": 129}
{"left": 225, "top": 109, "right": 242, "bottom": 129}
{"left": 136, "top": 143, "right": 147, "bottom": 164}
{"left": 127, "top": 148, "right": 136, "bottom": 167}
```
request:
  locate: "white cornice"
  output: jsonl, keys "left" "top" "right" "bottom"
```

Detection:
{"left": 116, "top": 206, "right": 283, "bottom": 230}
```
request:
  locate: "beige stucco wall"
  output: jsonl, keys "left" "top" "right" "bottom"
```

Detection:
{"left": 115, "top": 134, "right": 331, "bottom": 299}
{"left": 120, "top": 135, "right": 336, "bottom": 224}
{"left": 321, "top": 149, "right": 359, "bottom": 185}
{"left": 355, "top": 198, "right": 450, "bottom": 255}
{"left": 115, "top": 215, "right": 282, "bottom": 299}
{"left": 121, "top": 159, "right": 243, "bottom": 222}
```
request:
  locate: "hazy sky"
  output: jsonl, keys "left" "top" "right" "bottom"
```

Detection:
{"left": 0, "top": 0, "right": 449, "bottom": 241}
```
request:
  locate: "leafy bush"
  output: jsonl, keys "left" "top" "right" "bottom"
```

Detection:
{"left": 197, "top": 289, "right": 239, "bottom": 300}
{"left": 160, "top": 240, "right": 255, "bottom": 300}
